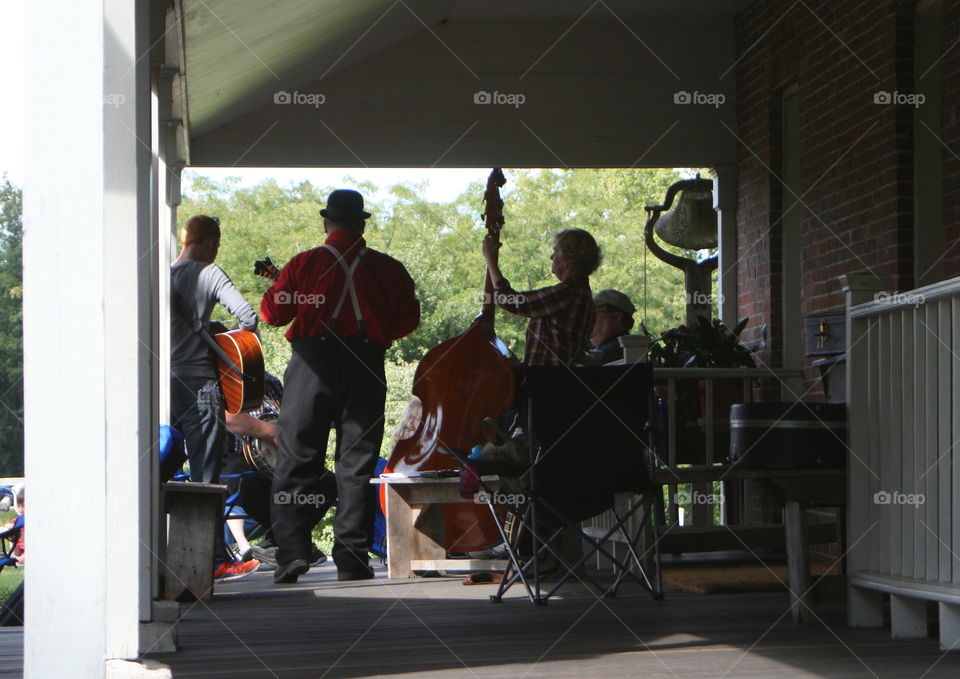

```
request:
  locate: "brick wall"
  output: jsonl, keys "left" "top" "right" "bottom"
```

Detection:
{"left": 942, "top": 2, "right": 960, "bottom": 277}
{"left": 732, "top": 0, "right": 954, "bottom": 393}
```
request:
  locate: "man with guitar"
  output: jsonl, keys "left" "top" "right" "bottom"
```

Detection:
{"left": 171, "top": 215, "right": 261, "bottom": 580}
{"left": 171, "top": 215, "right": 259, "bottom": 483}
{"left": 261, "top": 189, "right": 420, "bottom": 584}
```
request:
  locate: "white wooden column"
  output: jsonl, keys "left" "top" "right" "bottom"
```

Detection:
{"left": 712, "top": 166, "right": 738, "bottom": 326}
{"left": 25, "top": 0, "right": 156, "bottom": 676}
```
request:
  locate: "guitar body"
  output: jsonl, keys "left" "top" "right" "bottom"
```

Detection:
{"left": 214, "top": 329, "right": 265, "bottom": 414}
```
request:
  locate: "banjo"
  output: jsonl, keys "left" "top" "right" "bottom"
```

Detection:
{"left": 240, "top": 393, "right": 281, "bottom": 477}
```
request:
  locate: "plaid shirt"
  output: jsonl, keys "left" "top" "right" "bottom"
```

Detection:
{"left": 494, "top": 275, "right": 595, "bottom": 366}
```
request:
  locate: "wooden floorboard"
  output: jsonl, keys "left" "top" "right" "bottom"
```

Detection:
{"left": 0, "top": 629, "right": 22, "bottom": 678}
{"left": 136, "top": 562, "right": 960, "bottom": 678}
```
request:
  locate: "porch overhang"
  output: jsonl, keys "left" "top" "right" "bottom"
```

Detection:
{"left": 181, "top": 0, "right": 747, "bottom": 168}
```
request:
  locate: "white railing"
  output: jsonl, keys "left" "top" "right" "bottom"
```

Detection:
{"left": 845, "top": 274, "right": 960, "bottom": 648}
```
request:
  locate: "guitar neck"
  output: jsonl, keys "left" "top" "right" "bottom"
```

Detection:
{"left": 254, "top": 257, "right": 281, "bottom": 281}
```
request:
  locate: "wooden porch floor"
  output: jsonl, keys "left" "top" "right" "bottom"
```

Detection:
{"left": 130, "top": 562, "right": 960, "bottom": 679}
{"left": 1, "top": 562, "right": 957, "bottom": 677}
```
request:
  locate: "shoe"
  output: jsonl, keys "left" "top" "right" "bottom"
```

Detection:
{"left": 337, "top": 565, "right": 375, "bottom": 581}
{"left": 246, "top": 544, "right": 278, "bottom": 567}
{"left": 214, "top": 559, "right": 261, "bottom": 582}
{"left": 309, "top": 546, "right": 328, "bottom": 567}
{"left": 274, "top": 558, "right": 310, "bottom": 584}
{"left": 467, "top": 542, "right": 508, "bottom": 559}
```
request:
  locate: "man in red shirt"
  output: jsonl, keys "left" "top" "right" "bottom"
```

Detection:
{"left": 262, "top": 189, "right": 420, "bottom": 583}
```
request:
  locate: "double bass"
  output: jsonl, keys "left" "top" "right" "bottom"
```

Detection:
{"left": 381, "top": 168, "right": 517, "bottom": 553}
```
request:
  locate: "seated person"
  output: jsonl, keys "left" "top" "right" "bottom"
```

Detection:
{"left": 467, "top": 229, "right": 603, "bottom": 565}
{"left": 585, "top": 289, "right": 636, "bottom": 364}
{"left": 465, "top": 229, "right": 601, "bottom": 471}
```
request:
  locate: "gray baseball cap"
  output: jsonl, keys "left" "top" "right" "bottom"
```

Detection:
{"left": 593, "top": 289, "right": 636, "bottom": 315}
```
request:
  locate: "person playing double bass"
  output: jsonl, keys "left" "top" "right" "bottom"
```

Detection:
{"left": 481, "top": 228, "right": 601, "bottom": 368}
{"left": 261, "top": 189, "right": 420, "bottom": 584}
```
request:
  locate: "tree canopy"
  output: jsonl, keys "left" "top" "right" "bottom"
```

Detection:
{"left": 181, "top": 168, "right": 705, "bottom": 455}
{"left": 0, "top": 168, "right": 712, "bottom": 473}
{"left": 185, "top": 168, "right": 698, "bottom": 366}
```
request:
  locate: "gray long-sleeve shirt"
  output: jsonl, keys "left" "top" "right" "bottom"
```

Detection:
{"left": 171, "top": 260, "right": 258, "bottom": 378}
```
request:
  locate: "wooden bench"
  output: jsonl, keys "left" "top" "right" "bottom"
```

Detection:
{"left": 371, "top": 476, "right": 506, "bottom": 579}
{"left": 162, "top": 481, "right": 227, "bottom": 601}
{"left": 657, "top": 466, "right": 846, "bottom": 623}
{"left": 849, "top": 572, "right": 960, "bottom": 650}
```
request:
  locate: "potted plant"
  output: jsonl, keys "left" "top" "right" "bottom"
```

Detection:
{"left": 647, "top": 316, "right": 756, "bottom": 369}
{"left": 646, "top": 317, "right": 758, "bottom": 464}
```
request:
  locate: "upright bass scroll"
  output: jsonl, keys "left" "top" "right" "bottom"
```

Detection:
{"left": 381, "top": 168, "right": 517, "bottom": 553}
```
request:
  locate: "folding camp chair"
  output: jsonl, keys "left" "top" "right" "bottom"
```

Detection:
{"left": 0, "top": 511, "right": 24, "bottom": 627}
{"left": 0, "top": 513, "right": 23, "bottom": 573}
{"left": 452, "top": 363, "right": 662, "bottom": 604}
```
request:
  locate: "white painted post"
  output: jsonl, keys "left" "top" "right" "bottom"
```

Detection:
{"left": 939, "top": 602, "right": 960, "bottom": 652}
{"left": 25, "top": 0, "right": 156, "bottom": 676}
{"left": 849, "top": 587, "right": 885, "bottom": 627}
{"left": 890, "top": 594, "right": 928, "bottom": 638}
{"left": 712, "top": 166, "right": 738, "bottom": 327}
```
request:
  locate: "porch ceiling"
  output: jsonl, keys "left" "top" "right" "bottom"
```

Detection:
{"left": 180, "top": 0, "right": 749, "bottom": 168}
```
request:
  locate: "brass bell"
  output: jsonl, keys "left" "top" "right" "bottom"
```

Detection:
{"left": 654, "top": 182, "right": 717, "bottom": 250}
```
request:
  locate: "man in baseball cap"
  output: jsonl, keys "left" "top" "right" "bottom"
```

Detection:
{"left": 588, "top": 289, "right": 636, "bottom": 364}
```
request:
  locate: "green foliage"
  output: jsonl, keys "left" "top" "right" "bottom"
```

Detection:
{"left": 179, "top": 168, "right": 709, "bottom": 458}
{"left": 0, "top": 178, "right": 23, "bottom": 475}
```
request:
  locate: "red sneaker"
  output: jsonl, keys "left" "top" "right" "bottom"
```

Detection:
{"left": 214, "top": 559, "right": 260, "bottom": 582}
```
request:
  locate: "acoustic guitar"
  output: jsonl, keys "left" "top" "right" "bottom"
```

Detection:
{"left": 214, "top": 329, "right": 264, "bottom": 415}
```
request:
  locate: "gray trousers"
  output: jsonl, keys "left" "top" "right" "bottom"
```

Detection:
{"left": 271, "top": 335, "right": 386, "bottom": 571}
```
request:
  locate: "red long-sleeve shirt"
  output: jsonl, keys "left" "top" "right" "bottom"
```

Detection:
{"left": 261, "top": 229, "right": 420, "bottom": 348}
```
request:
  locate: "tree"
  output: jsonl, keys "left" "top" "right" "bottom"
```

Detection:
{"left": 178, "top": 168, "right": 714, "bottom": 455}
{"left": 0, "top": 178, "right": 23, "bottom": 475}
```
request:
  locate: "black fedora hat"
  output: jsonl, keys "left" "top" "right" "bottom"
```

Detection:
{"left": 320, "top": 189, "right": 371, "bottom": 221}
